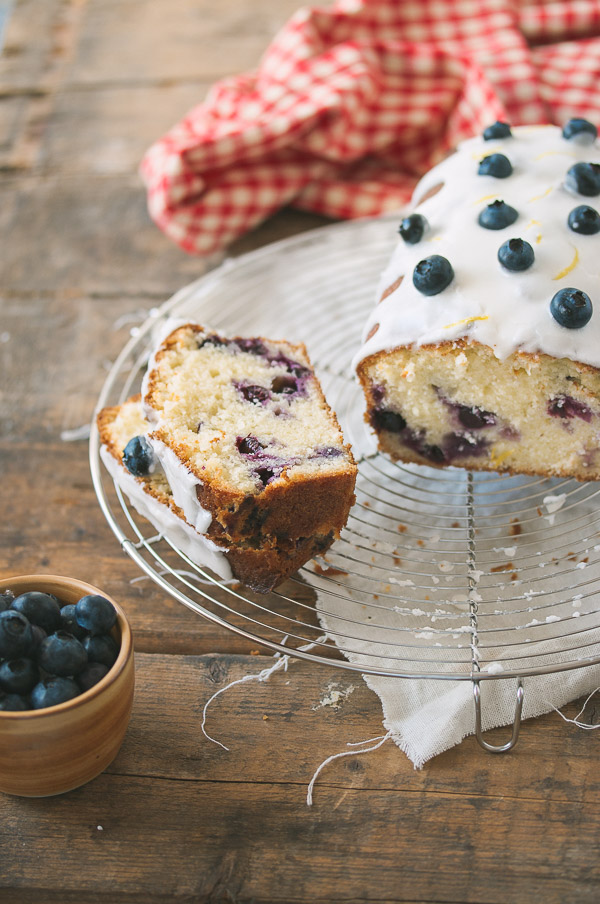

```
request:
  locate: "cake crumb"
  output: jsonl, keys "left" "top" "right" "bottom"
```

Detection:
{"left": 491, "top": 562, "right": 515, "bottom": 573}
{"left": 262, "top": 714, "right": 269, "bottom": 721}
{"left": 509, "top": 518, "right": 522, "bottom": 536}
{"left": 250, "top": 650, "right": 260, "bottom": 656}
{"left": 313, "top": 682, "right": 356, "bottom": 711}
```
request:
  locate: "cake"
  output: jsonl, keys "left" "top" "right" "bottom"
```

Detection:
{"left": 98, "top": 324, "right": 357, "bottom": 592}
{"left": 354, "top": 120, "right": 600, "bottom": 481}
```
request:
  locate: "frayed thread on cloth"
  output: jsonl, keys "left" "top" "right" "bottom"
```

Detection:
{"left": 200, "top": 636, "right": 327, "bottom": 752}
{"left": 306, "top": 731, "right": 393, "bottom": 806}
{"left": 549, "top": 686, "right": 600, "bottom": 731}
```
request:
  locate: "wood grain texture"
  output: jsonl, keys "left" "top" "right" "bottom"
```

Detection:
{"left": 0, "top": 657, "right": 598, "bottom": 904}
{"left": 1, "top": 0, "right": 599, "bottom": 900}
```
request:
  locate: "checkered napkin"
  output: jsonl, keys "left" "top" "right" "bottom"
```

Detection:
{"left": 140, "top": 0, "right": 600, "bottom": 256}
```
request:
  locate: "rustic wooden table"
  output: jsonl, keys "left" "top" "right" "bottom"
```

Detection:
{"left": 2, "top": 2, "right": 600, "bottom": 902}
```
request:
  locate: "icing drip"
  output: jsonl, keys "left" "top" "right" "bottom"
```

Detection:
{"left": 354, "top": 125, "right": 600, "bottom": 369}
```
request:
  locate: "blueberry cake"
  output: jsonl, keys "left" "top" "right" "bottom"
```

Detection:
{"left": 355, "top": 120, "right": 600, "bottom": 480}
{"left": 99, "top": 325, "right": 357, "bottom": 592}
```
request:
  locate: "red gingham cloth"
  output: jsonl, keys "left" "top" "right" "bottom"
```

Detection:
{"left": 140, "top": 0, "right": 600, "bottom": 256}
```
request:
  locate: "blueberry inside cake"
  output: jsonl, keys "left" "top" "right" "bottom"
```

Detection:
{"left": 98, "top": 323, "right": 356, "bottom": 592}
{"left": 355, "top": 120, "right": 600, "bottom": 481}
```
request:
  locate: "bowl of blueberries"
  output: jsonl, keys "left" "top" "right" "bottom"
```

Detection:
{"left": 0, "top": 574, "right": 134, "bottom": 797}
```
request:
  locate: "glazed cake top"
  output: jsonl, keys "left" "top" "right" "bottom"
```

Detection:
{"left": 354, "top": 123, "right": 600, "bottom": 369}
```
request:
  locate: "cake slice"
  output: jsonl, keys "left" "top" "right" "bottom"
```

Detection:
{"left": 355, "top": 120, "right": 600, "bottom": 481}
{"left": 99, "top": 324, "right": 357, "bottom": 592}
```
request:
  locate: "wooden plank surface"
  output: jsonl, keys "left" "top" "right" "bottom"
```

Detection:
{"left": 1, "top": 0, "right": 600, "bottom": 902}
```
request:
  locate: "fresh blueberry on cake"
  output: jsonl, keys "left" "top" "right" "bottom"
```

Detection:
{"left": 568, "top": 205, "right": 600, "bottom": 235}
{"left": 562, "top": 118, "right": 598, "bottom": 144}
{"left": 412, "top": 255, "right": 454, "bottom": 296}
{"left": 478, "top": 153, "right": 513, "bottom": 179}
{"left": 497, "top": 238, "right": 534, "bottom": 272}
{"left": 98, "top": 324, "right": 356, "bottom": 592}
{"left": 478, "top": 199, "right": 519, "bottom": 230}
{"left": 483, "top": 121, "right": 512, "bottom": 141}
{"left": 122, "top": 435, "right": 155, "bottom": 477}
{"left": 565, "top": 162, "right": 600, "bottom": 197}
{"left": 398, "top": 213, "right": 428, "bottom": 245}
{"left": 550, "top": 288, "right": 593, "bottom": 329}
{"left": 354, "top": 122, "right": 600, "bottom": 481}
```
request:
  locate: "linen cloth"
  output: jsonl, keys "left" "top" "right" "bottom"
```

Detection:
{"left": 141, "top": 0, "right": 600, "bottom": 256}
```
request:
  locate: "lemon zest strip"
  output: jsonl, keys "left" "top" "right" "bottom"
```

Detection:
{"left": 473, "top": 194, "right": 500, "bottom": 205}
{"left": 443, "top": 315, "right": 489, "bottom": 330}
{"left": 490, "top": 448, "right": 512, "bottom": 468}
{"left": 552, "top": 246, "right": 579, "bottom": 281}
{"left": 528, "top": 186, "right": 553, "bottom": 203}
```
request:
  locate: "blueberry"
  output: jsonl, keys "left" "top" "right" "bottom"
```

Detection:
{"left": 59, "top": 604, "right": 87, "bottom": 639}
{"left": 0, "top": 658, "right": 39, "bottom": 695}
{"left": 0, "top": 610, "right": 34, "bottom": 659}
{"left": 547, "top": 395, "right": 592, "bottom": 421}
{"left": 38, "top": 632, "right": 88, "bottom": 677}
{"left": 457, "top": 405, "right": 496, "bottom": 429}
{"left": 234, "top": 381, "right": 271, "bottom": 404}
{"left": 83, "top": 634, "right": 119, "bottom": 669}
{"left": 443, "top": 433, "right": 489, "bottom": 459}
{"left": 30, "top": 677, "right": 80, "bottom": 710}
{"left": 412, "top": 255, "right": 454, "bottom": 296}
{"left": 233, "top": 337, "right": 268, "bottom": 356}
{"left": 11, "top": 591, "right": 61, "bottom": 634}
{"left": 498, "top": 238, "right": 535, "bottom": 272}
{"left": 75, "top": 594, "right": 117, "bottom": 636}
{"left": 478, "top": 153, "right": 513, "bottom": 178}
{"left": 271, "top": 375, "right": 299, "bottom": 395}
{"left": 236, "top": 435, "right": 265, "bottom": 456}
{"left": 567, "top": 205, "right": 600, "bottom": 235}
{"left": 0, "top": 691, "right": 29, "bottom": 711}
{"left": 483, "top": 121, "right": 512, "bottom": 140}
{"left": 78, "top": 662, "right": 110, "bottom": 693}
{"left": 550, "top": 288, "right": 593, "bottom": 329}
{"left": 565, "top": 162, "right": 600, "bottom": 197}
{"left": 398, "top": 213, "right": 428, "bottom": 245}
{"left": 562, "top": 118, "right": 597, "bottom": 144}
{"left": 122, "top": 435, "right": 155, "bottom": 477}
{"left": 311, "top": 446, "right": 343, "bottom": 458}
{"left": 478, "top": 199, "right": 518, "bottom": 230}
{"left": 30, "top": 624, "right": 47, "bottom": 653}
{"left": 371, "top": 408, "right": 406, "bottom": 433}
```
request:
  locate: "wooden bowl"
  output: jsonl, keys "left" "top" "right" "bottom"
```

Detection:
{"left": 0, "top": 574, "right": 134, "bottom": 797}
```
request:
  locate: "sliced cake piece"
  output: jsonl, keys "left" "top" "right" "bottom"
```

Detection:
{"left": 99, "top": 323, "right": 357, "bottom": 592}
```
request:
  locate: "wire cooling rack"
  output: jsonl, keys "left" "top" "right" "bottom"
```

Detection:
{"left": 90, "top": 214, "right": 600, "bottom": 750}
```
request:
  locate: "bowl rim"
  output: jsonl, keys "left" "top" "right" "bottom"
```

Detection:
{"left": 0, "top": 574, "right": 133, "bottom": 719}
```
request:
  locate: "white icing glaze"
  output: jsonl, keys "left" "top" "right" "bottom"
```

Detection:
{"left": 141, "top": 316, "right": 190, "bottom": 423}
{"left": 354, "top": 125, "right": 600, "bottom": 369}
{"left": 148, "top": 437, "right": 213, "bottom": 535}
{"left": 100, "top": 445, "right": 232, "bottom": 580}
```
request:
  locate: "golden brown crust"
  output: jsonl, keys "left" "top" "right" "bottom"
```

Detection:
{"left": 226, "top": 533, "right": 335, "bottom": 593}
{"left": 195, "top": 467, "right": 356, "bottom": 544}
